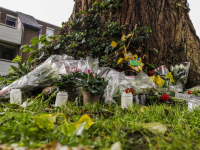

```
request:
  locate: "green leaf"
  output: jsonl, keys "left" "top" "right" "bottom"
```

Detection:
{"left": 31, "top": 36, "right": 40, "bottom": 46}
{"left": 12, "top": 55, "right": 22, "bottom": 63}
{"left": 40, "top": 35, "right": 47, "bottom": 41}
{"left": 10, "top": 65, "right": 21, "bottom": 75}
{"left": 58, "top": 123, "right": 77, "bottom": 136}
{"left": 22, "top": 47, "right": 30, "bottom": 52}
{"left": 87, "top": 73, "right": 94, "bottom": 84}
{"left": 28, "top": 52, "right": 38, "bottom": 63}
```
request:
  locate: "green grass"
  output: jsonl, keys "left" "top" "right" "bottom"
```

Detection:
{"left": 0, "top": 100, "right": 200, "bottom": 150}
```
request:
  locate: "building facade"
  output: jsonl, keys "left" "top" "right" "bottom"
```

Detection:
{"left": 0, "top": 7, "right": 60, "bottom": 75}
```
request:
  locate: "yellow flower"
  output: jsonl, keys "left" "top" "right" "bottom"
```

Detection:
{"left": 166, "top": 72, "right": 175, "bottom": 83}
{"left": 151, "top": 75, "right": 165, "bottom": 88}
{"left": 111, "top": 41, "right": 117, "bottom": 48}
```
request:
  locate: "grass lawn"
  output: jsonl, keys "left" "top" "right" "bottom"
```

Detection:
{"left": 0, "top": 99, "right": 200, "bottom": 150}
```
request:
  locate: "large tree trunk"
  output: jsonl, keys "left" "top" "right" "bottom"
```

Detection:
{"left": 60, "top": 0, "right": 200, "bottom": 87}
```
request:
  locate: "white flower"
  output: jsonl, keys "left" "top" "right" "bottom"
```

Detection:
{"left": 175, "top": 65, "right": 179, "bottom": 70}
{"left": 179, "top": 64, "right": 185, "bottom": 70}
{"left": 170, "top": 66, "right": 174, "bottom": 72}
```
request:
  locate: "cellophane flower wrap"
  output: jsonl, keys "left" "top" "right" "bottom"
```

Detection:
{"left": 170, "top": 62, "right": 190, "bottom": 88}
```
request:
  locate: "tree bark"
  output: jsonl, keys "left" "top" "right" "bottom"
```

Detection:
{"left": 60, "top": 0, "right": 200, "bottom": 87}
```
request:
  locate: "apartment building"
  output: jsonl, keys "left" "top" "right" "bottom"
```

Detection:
{"left": 0, "top": 7, "right": 60, "bottom": 75}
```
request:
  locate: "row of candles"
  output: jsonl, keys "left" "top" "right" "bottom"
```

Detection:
{"left": 9, "top": 89, "right": 200, "bottom": 110}
{"left": 10, "top": 89, "right": 68, "bottom": 107}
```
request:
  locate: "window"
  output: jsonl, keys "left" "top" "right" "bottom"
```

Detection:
{"left": 1, "top": 47, "right": 15, "bottom": 61}
{"left": 6, "top": 15, "right": 17, "bottom": 28}
{"left": 46, "top": 27, "right": 54, "bottom": 37}
{"left": 38, "top": 24, "right": 43, "bottom": 35}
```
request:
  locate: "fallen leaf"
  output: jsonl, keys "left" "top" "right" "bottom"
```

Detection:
{"left": 111, "top": 142, "right": 122, "bottom": 150}
{"left": 121, "top": 34, "right": 126, "bottom": 41}
{"left": 42, "top": 141, "right": 62, "bottom": 149}
{"left": 143, "top": 122, "right": 167, "bottom": 134}
{"left": 140, "top": 106, "right": 149, "bottom": 112}
{"left": 77, "top": 114, "right": 95, "bottom": 129}
{"left": 34, "top": 114, "right": 56, "bottom": 130}
{"left": 117, "top": 58, "right": 124, "bottom": 65}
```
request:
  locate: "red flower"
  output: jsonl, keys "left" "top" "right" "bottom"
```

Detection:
{"left": 149, "top": 69, "right": 155, "bottom": 76}
{"left": 160, "top": 94, "right": 170, "bottom": 101}
{"left": 125, "top": 88, "right": 134, "bottom": 95}
{"left": 125, "top": 88, "right": 129, "bottom": 93}
{"left": 188, "top": 91, "right": 193, "bottom": 94}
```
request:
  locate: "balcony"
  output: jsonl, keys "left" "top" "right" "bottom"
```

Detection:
{"left": 0, "top": 23, "right": 22, "bottom": 45}
{"left": 0, "top": 59, "right": 17, "bottom": 75}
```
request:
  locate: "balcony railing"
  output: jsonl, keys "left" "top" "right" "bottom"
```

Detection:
{"left": 0, "top": 59, "right": 17, "bottom": 76}
{"left": 0, "top": 23, "right": 21, "bottom": 31}
{"left": 0, "top": 23, "right": 22, "bottom": 44}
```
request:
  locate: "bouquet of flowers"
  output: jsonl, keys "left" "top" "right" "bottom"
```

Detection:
{"left": 170, "top": 62, "right": 190, "bottom": 87}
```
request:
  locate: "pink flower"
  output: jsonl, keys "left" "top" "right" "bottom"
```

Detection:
{"left": 71, "top": 67, "right": 81, "bottom": 73}
{"left": 65, "top": 66, "right": 69, "bottom": 73}
{"left": 93, "top": 74, "right": 96, "bottom": 78}
{"left": 86, "top": 69, "right": 91, "bottom": 75}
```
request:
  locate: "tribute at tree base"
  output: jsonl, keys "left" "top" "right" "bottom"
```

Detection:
{"left": 60, "top": 0, "right": 200, "bottom": 87}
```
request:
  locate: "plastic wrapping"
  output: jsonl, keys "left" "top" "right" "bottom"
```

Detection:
{"left": 170, "top": 62, "right": 190, "bottom": 91}
{"left": 86, "top": 57, "right": 99, "bottom": 73}
{"left": 154, "top": 65, "right": 169, "bottom": 76}
{"left": 0, "top": 55, "right": 74, "bottom": 99}
{"left": 131, "top": 71, "right": 155, "bottom": 89}
{"left": 188, "top": 97, "right": 200, "bottom": 111}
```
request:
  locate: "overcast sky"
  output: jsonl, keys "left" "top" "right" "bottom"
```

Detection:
{"left": 0, "top": 0, "right": 199, "bottom": 37}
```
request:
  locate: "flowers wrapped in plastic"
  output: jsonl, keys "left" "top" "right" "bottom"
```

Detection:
{"left": 170, "top": 62, "right": 190, "bottom": 86}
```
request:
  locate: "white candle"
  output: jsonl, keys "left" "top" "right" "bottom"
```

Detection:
{"left": 10, "top": 89, "right": 22, "bottom": 104}
{"left": 188, "top": 98, "right": 200, "bottom": 111}
{"left": 121, "top": 92, "right": 133, "bottom": 109}
{"left": 55, "top": 92, "right": 68, "bottom": 107}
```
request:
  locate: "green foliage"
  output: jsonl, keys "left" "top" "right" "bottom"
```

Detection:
{"left": 55, "top": 1, "right": 151, "bottom": 69}
{"left": 54, "top": 73, "right": 81, "bottom": 92}
{"left": 0, "top": 55, "right": 34, "bottom": 89}
{"left": 192, "top": 88, "right": 200, "bottom": 96}
{"left": 0, "top": 99, "right": 200, "bottom": 149}
{"left": 79, "top": 72, "right": 108, "bottom": 94}
{"left": 21, "top": 35, "right": 53, "bottom": 63}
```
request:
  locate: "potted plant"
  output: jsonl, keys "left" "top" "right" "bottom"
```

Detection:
{"left": 79, "top": 69, "right": 108, "bottom": 105}
{"left": 54, "top": 72, "right": 81, "bottom": 101}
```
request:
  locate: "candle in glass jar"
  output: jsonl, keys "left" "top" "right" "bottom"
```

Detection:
{"left": 121, "top": 92, "right": 133, "bottom": 109}
{"left": 188, "top": 98, "right": 200, "bottom": 111}
{"left": 55, "top": 92, "right": 68, "bottom": 107}
{"left": 10, "top": 89, "right": 22, "bottom": 104}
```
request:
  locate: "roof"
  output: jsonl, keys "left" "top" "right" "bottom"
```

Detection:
{"left": 17, "top": 12, "right": 40, "bottom": 29}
